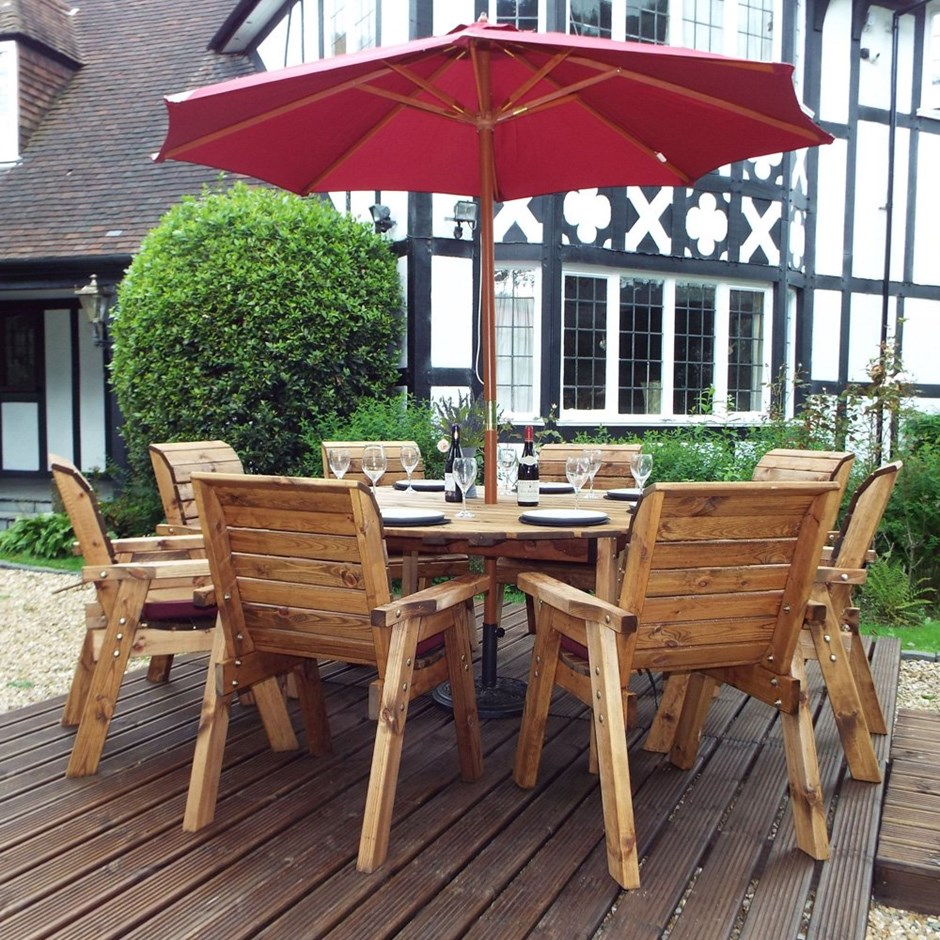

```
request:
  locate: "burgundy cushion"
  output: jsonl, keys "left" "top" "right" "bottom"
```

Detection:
{"left": 416, "top": 633, "right": 445, "bottom": 658}
{"left": 559, "top": 634, "right": 588, "bottom": 660}
{"left": 143, "top": 601, "right": 218, "bottom": 623}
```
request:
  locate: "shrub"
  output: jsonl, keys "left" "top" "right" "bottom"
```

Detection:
{"left": 858, "top": 553, "right": 932, "bottom": 626}
{"left": 110, "top": 181, "right": 403, "bottom": 481}
{"left": 0, "top": 513, "right": 75, "bottom": 559}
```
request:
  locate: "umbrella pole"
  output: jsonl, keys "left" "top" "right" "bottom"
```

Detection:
{"left": 480, "top": 130, "right": 498, "bottom": 506}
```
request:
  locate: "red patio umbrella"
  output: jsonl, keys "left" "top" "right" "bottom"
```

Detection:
{"left": 156, "top": 18, "right": 832, "bottom": 501}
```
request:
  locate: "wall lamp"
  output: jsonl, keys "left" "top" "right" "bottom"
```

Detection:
{"left": 447, "top": 200, "right": 479, "bottom": 239}
{"left": 75, "top": 273, "right": 114, "bottom": 348}
{"left": 369, "top": 203, "right": 395, "bottom": 234}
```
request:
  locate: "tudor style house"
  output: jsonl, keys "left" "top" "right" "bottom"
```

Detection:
{"left": 1, "top": 0, "right": 938, "bottom": 520}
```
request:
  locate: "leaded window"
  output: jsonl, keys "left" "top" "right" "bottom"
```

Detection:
{"left": 737, "top": 0, "right": 773, "bottom": 59}
{"left": 683, "top": 0, "right": 724, "bottom": 52}
{"left": 569, "top": 0, "right": 613, "bottom": 37}
{"left": 563, "top": 275, "right": 608, "bottom": 410}
{"left": 618, "top": 279, "right": 663, "bottom": 413}
{"left": 727, "top": 289, "right": 764, "bottom": 411}
{"left": 626, "top": 0, "right": 669, "bottom": 44}
{"left": 0, "top": 311, "right": 40, "bottom": 393}
{"left": 496, "top": 268, "right": 538, "bottom": 416}
{"left": 496, "top": 0, "right": 540, "bottom": 31}
{"left": 673, "top": 284, "right": 715, "bottom": 414}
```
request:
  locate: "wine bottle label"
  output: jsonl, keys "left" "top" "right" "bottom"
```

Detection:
{"left": 444, "top": 472, "right": 458, "bottom": 499}
{"left": 516, "top": 478, "right": 539, "bottom": 505}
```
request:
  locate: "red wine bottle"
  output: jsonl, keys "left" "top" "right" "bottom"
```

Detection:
{"left": 516, "top": 425, "right": 539, "bottom": 506}
{"left": 443, "top": 423, "right": 462, "bottom": 503}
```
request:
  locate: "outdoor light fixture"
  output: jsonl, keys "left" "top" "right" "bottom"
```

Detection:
{"left": 75, "top": 274, "right": 114, "bottom": 348}
{"left": 369, "top": 203, "right": 395, "bottom": 234}
{"left": 447, "top": 200, "right": 479, "bottom": 239}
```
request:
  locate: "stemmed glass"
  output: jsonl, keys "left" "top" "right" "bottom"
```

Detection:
{"left": 328, "top": 447, "right": 350, "bottom": 480}
{"left": 453, "top": 456, "right": 477, "bottom": 519}
{"left": 630, "top": 452, "right": 653, "bottom": 490}
{"left": 583, "top": 448, "right": 602, "bottom": 498}
{"left": 361, "top": 444, "right": 387, "bottom": 494}
{"left": 497, "top": 446, "right": 518, "bottom": 495}
{"left": 565, "top": 455, "right": 590, "bottom": 510}
{"left": 399, "top": 444, "right": 419, "bottom": 492}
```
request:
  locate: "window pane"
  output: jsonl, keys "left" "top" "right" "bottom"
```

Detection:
{"left": 727, "top": 289, "right": 764, "bottom": 411}
{"left": 683, "top": 0, "right": 724, "bottom": 52}
{"left": 673, "top": 284, "right": 715, "bottom": 414}
{"left": 570, "top": 0, "right": 613, "bottom": 38}
{"left": 563, "top": 275, "right": 608, "bottom": 410}
{"left": 625, "top": 0, "right": 669, "bottom": 44}
{"left": 496, "top": 0, "right": 539, "bottom": 30}
{"left": 737, "top": 0, "right": 773, "bottom": 60}
{"left": 618, "top": 278, "right": 664, "bottom": 413}
{"left": 496, "top": 269, "right": 536, "bottom": 414}
{"left": 0, "top": 312, "right": 40, "bottom": 392}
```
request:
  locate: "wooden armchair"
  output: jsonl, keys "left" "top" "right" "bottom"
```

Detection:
{"left": 537, "top": 442, "right": 641, "bottom": 487}
{"left": 149, "top": 440, "right": 244, "bottom": 534}
{"left": 50, "top": 456, "right": 216, "bottom": 777}
{"left": 513, "top": 480, "right": 839, "bottom": 889}
{"left": 321, "top": 439, "right": 470, "bottom": 594}
{"left": 182, "top": 473, "right": 484, "bottom": 873}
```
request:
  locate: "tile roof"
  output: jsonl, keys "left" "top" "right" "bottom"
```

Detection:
{"left": 0, "top": 0, "right": 81, "bottom": 65}
{"left": 0, "top": 0, "right": 256, "bottom": 266}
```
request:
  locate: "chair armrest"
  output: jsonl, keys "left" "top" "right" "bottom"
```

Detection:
{"left": 113, "top": 534, "right": 205, "bottom": 554}
{"left": 371, "top": 574, "right": 487, "bottom": 626}
{"left": 517, "top": 571, "right": 636, "bottom": 634}
{"left": 815, "top": 566, "right": 867, "bottom": 585}
{"left": 82, "top": 559, "right": 211, "bottom": 583}
{"left": 155, "top": 524, "right": 203, "bottom": 536}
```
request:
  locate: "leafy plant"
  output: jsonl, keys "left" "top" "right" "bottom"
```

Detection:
{"left": 0, "top": 513, "right": 75, "bottom": 560}
{"left": 110, "top": 181, "right": 403, "bottom": 482}
{"left": 858, "top": 553, "right": 933, "bottom": 626}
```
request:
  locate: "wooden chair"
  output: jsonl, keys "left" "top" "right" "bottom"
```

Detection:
{"left": 50, "top": 455, "right": 216, "bottom": 777}
{"left": 182, "top": 473, "right": 485, "bottom": 873}
{"left": 149, "top": 440, "right": 244, "bottom": 534}
{"left": 513, "top": 480, "right": 839, "bottom": 889}
{"left": 321, "top": 439, "right": 471, "bottom": 594}
{"left": 803, "top": 461, "right": 903, "bottom": 773}
{"left": 537, "top": 442, "right": 641, "bottom": 488}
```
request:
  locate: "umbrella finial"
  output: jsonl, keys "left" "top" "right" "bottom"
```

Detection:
{"left": 477, "top": 12, "right": 488, "bottom": 23}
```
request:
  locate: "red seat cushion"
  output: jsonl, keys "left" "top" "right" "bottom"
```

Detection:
{"left": 560, "top": 634, "right": 588, "bottom": 660}
{"left": 416, "top": 634, "right": 445, "bottom": 658}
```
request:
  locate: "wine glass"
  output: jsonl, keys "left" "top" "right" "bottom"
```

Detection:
{"left": 497, "top": 446, "right": 518, "bottom": 495}
{"left": 565, "top": 455, "right": 590, "bottom": 510}
{"left": 453, "top": 456, "right": 477, "bottom": 518}
{"left": 328, "top": 448, "right": 350, "bottom": 480}
{"left": 361, "top": 444, "right": 387, "bottom": 494}
{"left": 630, "top": 452, "right": 653, "bottom": 490}
{"left": 399, "top": 444, "right": 420, "bottom": 492}
{"left": 583, "top": 448, "right": 602, "bottom": 498}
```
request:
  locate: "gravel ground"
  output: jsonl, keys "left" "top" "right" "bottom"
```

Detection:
{"left": 1, "top": 564, "right": 938, "bottom": 937}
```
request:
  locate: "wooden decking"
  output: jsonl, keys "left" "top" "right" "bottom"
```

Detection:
{"left": 0, "top": 606, "right": 903, "bottom": 939}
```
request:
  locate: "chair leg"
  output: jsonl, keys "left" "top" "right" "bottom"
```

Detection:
{"left": 294, "top": 660, "right": 332, "bottom": 756}
{"left": 780, "top": 652, "right": 829, "bottom": 860}
{"left": 184, "top": 627, "right": 232, "bottom": 831}
{"left": 669, "top": 673, "right": 717, "bottom": 771}
{"left": 513, "top": 610, "right": 562, "bottom": 789}
{"left": 62, "top": 629, "right": 97, "bottom": 728}
{"left": 844, "top": 608, "right": 888, "bottom": 735}
{"left": 357, "top": 614, "right": 420, "bottom": 873}
{"left": 444, "top": 601, "right": 483, "bottom": 782}
{"left": 147, "top": 654, "right": 174, "bottom": 682}
{"left": 585, "top": 618, "right": 640, "bottom": 890}
{"left": 644, "top": 673, "right": 690, "bottom": 753}
{"left": 253, "top": 676, "right": 300, "bottom": 752}
{"left": 66, "top": 579, "right": 149, "bottom": 777}
{"left": 808, "top": 613, "right": 881, "bottom": 782}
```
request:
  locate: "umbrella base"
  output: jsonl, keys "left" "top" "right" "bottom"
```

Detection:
{"left": 431, "top": 675, "right": 527, "bottom": 718}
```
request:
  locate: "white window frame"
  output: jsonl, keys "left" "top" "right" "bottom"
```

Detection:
{"left": 559, "top": 266, "right": 773, "bottom": 424}
{"left": 494, "top": 264, "right": 542, "bottom": 422}
{"left": 0, "top": 42, "right": 18, "bottom": 165}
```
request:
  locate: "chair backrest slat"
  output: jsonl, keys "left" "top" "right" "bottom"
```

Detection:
{"left": 621, "top": 481, "right": 838, "bottom": 674}
{"left": 193, "top": 473, "right": 390, "bottom": 667}
{"left": 49, "top": 455, "right": 116, "bottom": 568}
{"left": 538, "top": 443, "right": 641, "bottom": 487}
{"left": 149, "top": 440, "right": 244, "bottom": 528}
{"left": 321, "top": 440, "right": 426, "bottom": 485}
{"left": 831, "top": 461, "right": 902, "bottom": 569}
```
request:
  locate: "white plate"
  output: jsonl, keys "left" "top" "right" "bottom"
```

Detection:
{"left": 381, "top": 507, "right": 448, "bottom": 526}
{"left": 539, "top": 482, "right": 575, "bottom": 493}
{"left": 393, "top": 479, "right": 445, "bottom": 492}
{"left": 604, "top": 488, "right": 643, "bottom": 501}
{"left": 520, "top": 508, "right": 610, "bottom": 527}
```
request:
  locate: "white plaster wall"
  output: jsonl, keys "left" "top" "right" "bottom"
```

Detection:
{"left": 381, "top": 0, "right": 410, "bottom": 45}
{"left": 435, "top": 1, "right": 474, "bottom": 35}
{"left": 431, "top": 255, "right": 473, "bottom": 367}
{"left": 819, "top": 0, "right": 851, "bottom": 124}
{"left": 814, "top": 138, "right": 847, "bottom": 277}
{"left": 913, "top": 132, "right": 940, "bottom": 286}
{"left": 898, "top": 298, "right": 939, "bottom": 386}
{"left": 1, "top": 402, "right": 39, "bottom": 471}
{"left": 44, "top": 309, "right": 73, "bottom": 462}
{"left": 857, "top": 5, "right": 895, "bottom": 111}
{"left": 78, "top": 324, "right": 107, "bottom": 472}
{"left": 848, "top": 292, "right": 889, "bottom": 382}
{"left": 810, "top": 290, "right": 842, "bottom": 382}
